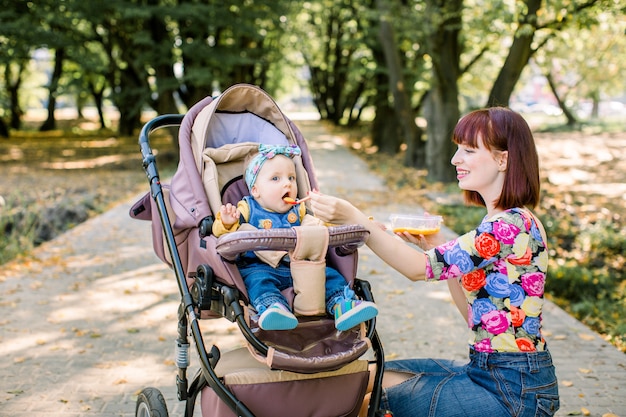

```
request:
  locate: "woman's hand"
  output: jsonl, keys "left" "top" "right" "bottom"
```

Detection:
{"left": 308, "top": 191, "right": 368, "bottom": 225}
{"left": 395, "top": 230, "right": 446, "bottom": 251}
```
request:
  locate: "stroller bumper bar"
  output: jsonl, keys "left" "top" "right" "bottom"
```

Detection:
{"left": 215, "top": 224, "right": 370, "bottom": 261}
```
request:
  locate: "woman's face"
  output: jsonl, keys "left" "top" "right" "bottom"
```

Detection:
{"left": 451, "top": 135, "right": 508, "bottom": 207}
{"left": 250, "top": 155, "right": 298, "bottom": 213}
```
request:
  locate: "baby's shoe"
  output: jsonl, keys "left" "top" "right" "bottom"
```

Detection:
{"left": 334, "top": 300, "right": 378, "bottom": 331}
{"left": 258, "top": 303, "right": 298, "bottom": 330}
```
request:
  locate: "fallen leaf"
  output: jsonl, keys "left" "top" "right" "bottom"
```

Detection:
{"left": 113, "top": 378, "right": 128, "bottom": 385}
{"left": 581, "top": 407, "right": 591, "bottom": 416}
{"left": 562, "top": 380, "right": 574, "bottom": 387}
{"left": 578, "top": 333, "right": 596, "bottom": 341}
{"left": 602, "top": 414, "right": 619, "bottom": 417}
{"left": 578, "top": 368, "right": 592, "bottom": 374}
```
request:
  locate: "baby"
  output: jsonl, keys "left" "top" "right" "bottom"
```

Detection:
{"left": 213, "top": 144, "right": 378, "bottom": 331}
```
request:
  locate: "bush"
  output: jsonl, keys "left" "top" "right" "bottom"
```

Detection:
{"left": 0, "top": 191, "right": 97, "bottom": 264}
{"left": 544, "top": 217, "right": 626, "bottom": 350}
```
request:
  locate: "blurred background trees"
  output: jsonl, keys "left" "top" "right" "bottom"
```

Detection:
{"left": 0, "top": 0, "right": 624, "bottom": 181}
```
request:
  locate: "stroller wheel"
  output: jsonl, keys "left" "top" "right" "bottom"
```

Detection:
{"left": 136, "top": 387, "right": 169, "bottom": 417}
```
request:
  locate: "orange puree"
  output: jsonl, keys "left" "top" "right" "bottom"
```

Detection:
{"left": 392, "top": 226, "right": 440, "bottom": 236}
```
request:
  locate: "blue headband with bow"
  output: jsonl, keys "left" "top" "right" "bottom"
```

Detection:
{"left": 245, "top": 144, "right": 301, "bottom": 189}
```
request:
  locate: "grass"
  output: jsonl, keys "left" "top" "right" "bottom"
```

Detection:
{"left": 0, "top": 122, "right": 177, "bottom": 265}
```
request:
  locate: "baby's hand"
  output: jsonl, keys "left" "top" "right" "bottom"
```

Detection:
{"left": 219, "top": 203, "right": 240, "bottom": 227}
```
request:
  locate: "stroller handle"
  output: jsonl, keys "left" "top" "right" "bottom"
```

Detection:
{"left": 138, "top": 114, "right": 184, "bottom": 188}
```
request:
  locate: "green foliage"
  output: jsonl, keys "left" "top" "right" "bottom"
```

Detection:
{"left": 545, "top": 218, "right": 626, "bottom": 348}
{"left": 0, "top": 194, "right": 38, "bottom": 265}
{"left": 436, "top": 204, "right": 486, "bottom": 234}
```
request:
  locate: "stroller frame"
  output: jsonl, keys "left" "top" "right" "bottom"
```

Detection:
{"left": 136, "top": 97, "right": 390, "bottom": 417}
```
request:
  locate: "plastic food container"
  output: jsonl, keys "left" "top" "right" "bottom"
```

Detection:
{"left": 390, "top": 214, "right": 443, "bottom": 236}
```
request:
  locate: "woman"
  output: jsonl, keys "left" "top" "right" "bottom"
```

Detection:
{"left": 309, "top": 107, "right": 560, "bottom": 417}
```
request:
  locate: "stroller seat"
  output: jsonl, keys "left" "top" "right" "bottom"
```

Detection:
{"left": 131, "top": 84, "right": 389, "bottom": 417}
{"left": 201, "top": 347, "right": 369, "bottom": 417}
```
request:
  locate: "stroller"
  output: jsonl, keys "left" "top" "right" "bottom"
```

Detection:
{"left": 130, "top": 84, "right": 391, "bottom": 417}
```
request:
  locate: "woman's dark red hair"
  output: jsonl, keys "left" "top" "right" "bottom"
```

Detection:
{"left": 452, "top": 107, "right": 540, "bottom": 209}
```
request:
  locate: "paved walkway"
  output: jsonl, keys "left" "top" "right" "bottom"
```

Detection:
{"left": 1, "top": 119, "right": 624, "bottom": 417}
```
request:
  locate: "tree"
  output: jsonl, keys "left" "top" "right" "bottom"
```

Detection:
{"left": 487, "top": 0, "right": 600, "bottom": 107}
{"left": 292, "top": 0, "right": 377, "bottom": 125}
{"left": 0, "top": 0, "right": 41, "bottom": 132}
{"left": 533, "top": 9, "right": 626, "bottom": 123}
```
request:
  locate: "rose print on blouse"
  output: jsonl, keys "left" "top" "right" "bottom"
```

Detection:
{"left": 521, "top": 272, "right": 546, "bottom": 296}
{"left": 425, "top": 208, "right": 549, "bottom": 353}
{"left": 481, "top": 310, "right": 509, "bottom": 334}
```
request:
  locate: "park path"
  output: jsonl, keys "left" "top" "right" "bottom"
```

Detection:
{"left": 0, "top": 118, "right": 624, "bottom": 417}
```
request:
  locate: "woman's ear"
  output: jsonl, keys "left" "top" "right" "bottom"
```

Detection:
{"left": 497, "top": 151, "right": 509, "bottom": 172}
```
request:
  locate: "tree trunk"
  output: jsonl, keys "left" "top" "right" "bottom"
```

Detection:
{"left": 545, "top": 71, "right": 577, "bottom": 126}
{"left": 376, "top": 0, "right": 424, "bottom": 166}
{"left": 147, "top": 3, "right": 181, "bottom": 146}
{"left": 486, "top": 0, "right": 541, "bottom": 107}
{"left": 424, "top": 0, "right": 461, "bottom": 183}
{"left": 116, "top": 68, "right": 146, "bottom": 136}
{"left": 40, "top": 48, "right": 65, "bottom": 132}
{"left": 6, "top": 62, "right": 25, "bottom": 130}
{"left": 88, "top": 81, "right": 107, "bottom": 129}
{"left": 0, "top": 118, "right": 9, "bottom": 138}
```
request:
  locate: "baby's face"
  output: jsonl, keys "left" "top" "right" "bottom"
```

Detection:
{"left": 250, "top": 155, "right": 298, "bottom": 213}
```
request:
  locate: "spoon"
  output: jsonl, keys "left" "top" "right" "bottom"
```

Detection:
{"left": 283, "top": 195, "right": 312, "bottom": 205}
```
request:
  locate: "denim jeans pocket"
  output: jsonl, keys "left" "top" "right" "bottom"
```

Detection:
{"left": 535, "top": 393, "right": 560, "bottom": 417}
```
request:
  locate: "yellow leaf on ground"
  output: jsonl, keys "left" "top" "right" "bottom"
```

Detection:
{"left": 578, "top": 368, "right": 592, "bottom": 374}
{"left": 581, "top": 407, "right": 591, "bottom": 416}
{"left": 562, "top": 380, "right": 574, "bottom": 387}
{"left": 578, "top": 333, "right": 596, "bottom": 341}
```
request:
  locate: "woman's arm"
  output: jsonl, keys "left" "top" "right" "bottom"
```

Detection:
{"left": 309, "top": 192, "right": 428, "bottom": 281}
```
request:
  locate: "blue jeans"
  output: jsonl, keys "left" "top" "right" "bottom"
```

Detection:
{"left": 381, "top": 349, "right": 559, "bottom": 417}
{"left": 237, "top": 259, "right": 348, "bottom": 314}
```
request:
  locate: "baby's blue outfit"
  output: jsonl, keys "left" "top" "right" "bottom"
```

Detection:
{"left": 236, "top": 196, "right": 350, "bottom": 315}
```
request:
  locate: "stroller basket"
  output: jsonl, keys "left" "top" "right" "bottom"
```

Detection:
{"left": 131, "top": 84, "right": 390, "bottom": 417}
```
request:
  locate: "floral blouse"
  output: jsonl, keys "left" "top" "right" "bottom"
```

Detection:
{"left": 424, "top": 208, "right": 548, "bottom": 353}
